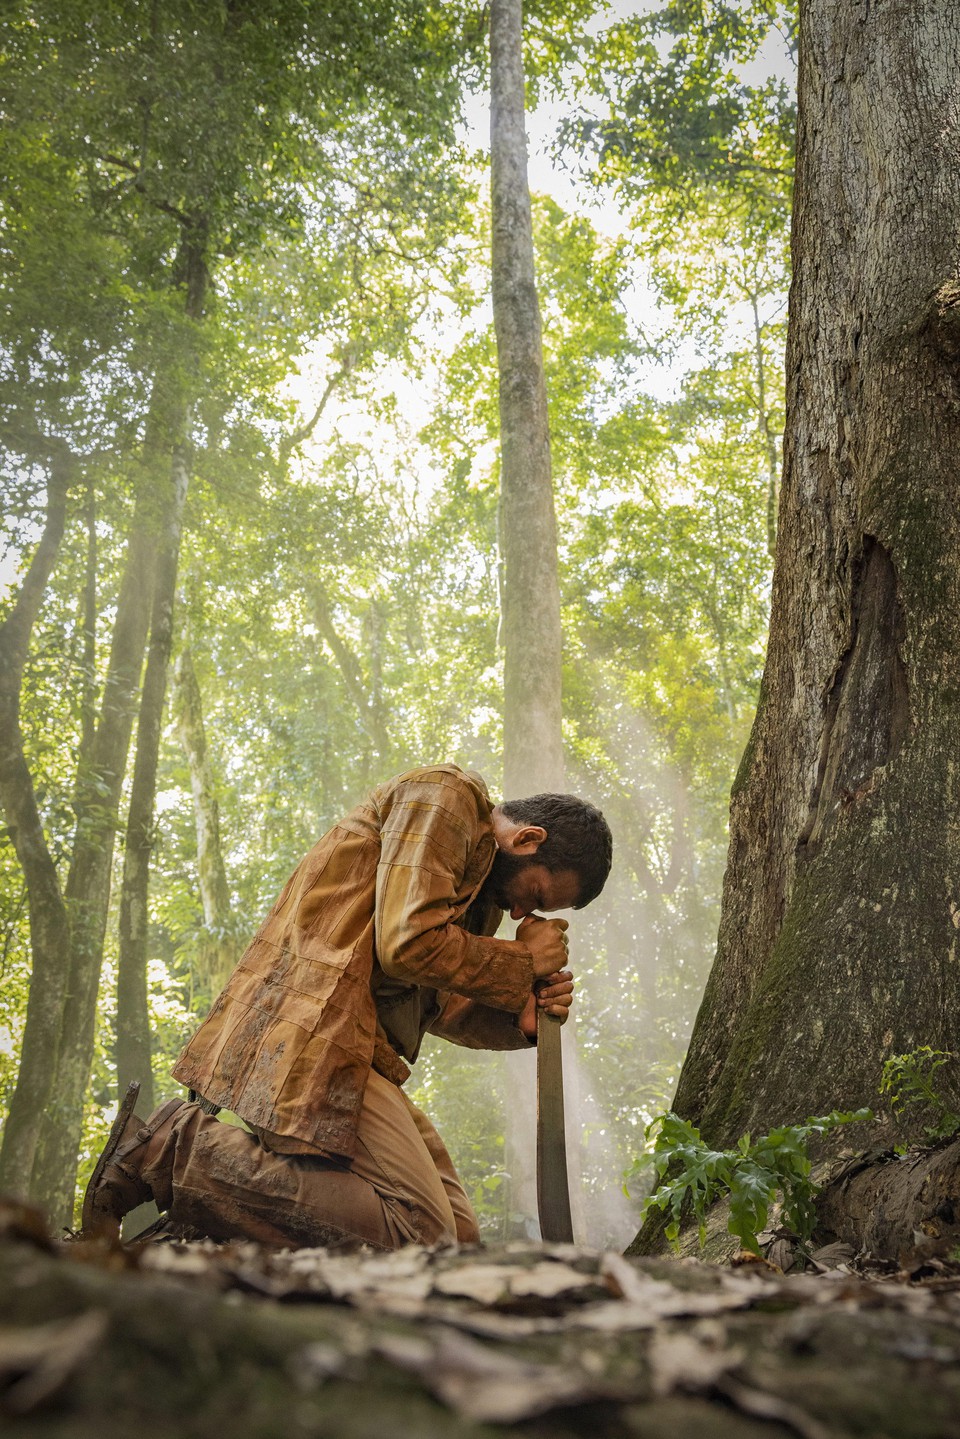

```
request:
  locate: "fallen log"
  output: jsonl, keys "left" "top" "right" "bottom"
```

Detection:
{"left": 815, "top": 1136, "right": 960, "bottom": 1262}
{"left": 629, "top": 1135, "right": 960, "bottom": 1267}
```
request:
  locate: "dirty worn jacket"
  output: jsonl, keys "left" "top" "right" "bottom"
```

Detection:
{"left": 172, "top": 766, "right": 535, "bottom": 1159}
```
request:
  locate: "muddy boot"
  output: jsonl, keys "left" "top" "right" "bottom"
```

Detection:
{"left": 81, "top": 1082, "right": 186, "bottom": 1241}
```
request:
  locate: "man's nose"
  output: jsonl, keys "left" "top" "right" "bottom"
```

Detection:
{"left": 510, "top": 904, "right": 529, "bottom": 920}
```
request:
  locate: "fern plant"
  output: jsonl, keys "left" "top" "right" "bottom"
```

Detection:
{"left": 626, "top": 1108, "right": 873, "bottom": 1255}
{"left": 879, "top": 1047, "right": 960, "bottom": 1142}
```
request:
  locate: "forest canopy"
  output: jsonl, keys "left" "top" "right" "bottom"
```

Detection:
{"left": 0, "top": 0, "right": 795, "bottom": 1244}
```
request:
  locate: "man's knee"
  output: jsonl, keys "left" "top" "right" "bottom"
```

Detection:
{"left": 454, "top": 1211, "right": 481, "bottom": 1244}
{"left": 394, "top": 1197, "right": 458, "bottom": 1248}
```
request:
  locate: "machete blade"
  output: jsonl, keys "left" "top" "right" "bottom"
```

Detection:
{"left": 536, "top": 1009, "right": 574, "bottom": 1243}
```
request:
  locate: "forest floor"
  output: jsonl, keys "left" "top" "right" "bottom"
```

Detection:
{"left": 1, "top": 1199, "right": 959, "bottom": 1439}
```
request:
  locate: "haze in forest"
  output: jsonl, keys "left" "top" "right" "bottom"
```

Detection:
{"left": 0, "top": 0, "right": 793, "bottom": 1242}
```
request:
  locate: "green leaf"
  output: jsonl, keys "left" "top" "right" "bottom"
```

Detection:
{"left": 629, "top": 1105, "right": 875, "bottom": 1253}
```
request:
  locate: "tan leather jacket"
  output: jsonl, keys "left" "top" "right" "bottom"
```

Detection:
{"left": 172, "top": 766, "right": 535, "bottom": 1158}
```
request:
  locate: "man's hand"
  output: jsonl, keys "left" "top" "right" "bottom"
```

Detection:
{"left": 519, "top": 969, "right": 574, "bottom": 1039}
{"left": 517, "top": 915, "right": 569, "bottom": 979}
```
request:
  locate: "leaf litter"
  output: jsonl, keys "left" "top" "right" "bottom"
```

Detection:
{"left": 6, "top": 1198, "right": 960, "bottom": 1434}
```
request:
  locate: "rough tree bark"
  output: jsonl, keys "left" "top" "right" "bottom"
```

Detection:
{"left": 8, "top": 1228, "right": 960, "bottom": 1439}
{"left": 816, "top": 1135, "right": 960, "bottom": 1261}
{"left": 749, "top": 293, "right": 780, "bottom": 557}
{"left": 655, "top": 0, "right": 960, "bottom": 1190}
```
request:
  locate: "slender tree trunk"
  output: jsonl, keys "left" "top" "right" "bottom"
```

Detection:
{"left": 32, "top": 235, "right": 208, "bottom": 1223}
{"left": 30, "top": 478, "right": 160, "bottom": 1221}
{"left": 78, "top": 486, "right": 98, "bottom": 761}
{"left": 662, "top": 0, "right": 960, "bottom": 1171}
{"left": 310, "top": 585, "right": 391, "bottom": 763}
{"left": 490, "top": 0, "right": 564, "bottom": 801}
{"left": 115, "top": 230, "right": 208, "bottom": 1111}
{"left": 0, "top": 457, "right": 74, "bottom": 1196}
{"left": 172, "top": 642, "right": 237, "bottom": 989}
{"left": 490, "top": 0, "right": 575, "bottom": 1239}
{"left": 115, "top": 442, "right": 191, "bottom": 1107}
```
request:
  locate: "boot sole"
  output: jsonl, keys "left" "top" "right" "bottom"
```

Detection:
{"left": 81, "top": 1080, "right": 141, "bottom": 1237}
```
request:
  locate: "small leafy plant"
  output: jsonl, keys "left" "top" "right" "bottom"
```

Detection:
{"left": 626, "top": 1108, "right": 873, "bottom": 1255}
{"left": 879, "top": 1047, "right": 960, "bottom": 1142}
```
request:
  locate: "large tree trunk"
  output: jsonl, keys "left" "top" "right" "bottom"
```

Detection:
{"left": 664, "top": 0, "right": 960, "bottom": 1175}
{"left": 0, "top": 456, "right": 75, "bottom": 1197}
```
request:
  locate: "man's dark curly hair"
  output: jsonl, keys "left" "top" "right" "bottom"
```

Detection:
{"left": 499, "top": 793, "right": 613, "bottom": 908}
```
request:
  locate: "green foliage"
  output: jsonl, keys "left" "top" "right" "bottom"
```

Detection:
{"left": 1, "top": 0, "right": 794, "bottom": 1236}
{"left": 628, "top": 1107, "right": 873, "bottom": 1255}
{"left": 564, "top": 0, "right": 795, "bottom": 227}
{"left": 879, "top": 1048, "right": 960, "bottom": 1143}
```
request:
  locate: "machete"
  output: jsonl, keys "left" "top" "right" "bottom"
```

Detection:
{"left": 536, "top": 1005, "right": 574, "bottom": 1242}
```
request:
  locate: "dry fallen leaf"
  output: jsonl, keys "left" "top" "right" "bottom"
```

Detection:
{"left": 374, "top": 1327, "right": 621, "bottom": 1423}
{"left": 289, "top": 1340, "right": 349, "bottom": 1388}
{"left": 506, "top": 1261, "right": 599, "bottom": 1300}
{"left": 431, "top": 1258, "right": 600, "bottom": 1305}
{"left": 140, "top": 1245, "right": 224, "bottom": 1280}
{"left": 807, "top": 1241, "right": 856, "bottom": 1272}
{"left": 283, "top": 1247, "right": 433, "bottom": 1303}
{"left": 646, "top": 1321, "right": 742, "bottom": 1399}
{"left": 765, "top": 1237, "right": 796, "bottom": 1272}
{"left": 583, "top": 1254, "right": 767, "bottom": 1330}
{"left": 431, "top": 1264, "right": 512, "bottom": 1304}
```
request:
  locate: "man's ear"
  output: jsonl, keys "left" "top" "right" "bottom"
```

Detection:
{"left": 508, "top": 824, "right": 547, "bottom": 855}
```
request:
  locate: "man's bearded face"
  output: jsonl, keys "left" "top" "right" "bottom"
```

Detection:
{"left": 483, "top": 851, "right": 580, "bottom": 918}
{"left": 484, "top": 848, "right": 538, "bottom": 912}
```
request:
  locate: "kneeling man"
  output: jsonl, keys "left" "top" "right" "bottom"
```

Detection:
{"left": 83, "top": 764, "right": 612, "bottom": 1249}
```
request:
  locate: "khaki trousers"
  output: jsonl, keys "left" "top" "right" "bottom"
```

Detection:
{"left": 143, "top": 1069, "right": 480, "bottom": 1250}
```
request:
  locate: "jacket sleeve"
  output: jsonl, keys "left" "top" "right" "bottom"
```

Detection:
{"left": 374, "top": 774, "right": 534, "bottom": 1010}
{"left": 428, "top": 992, "right": 536, "bottom": 1050}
